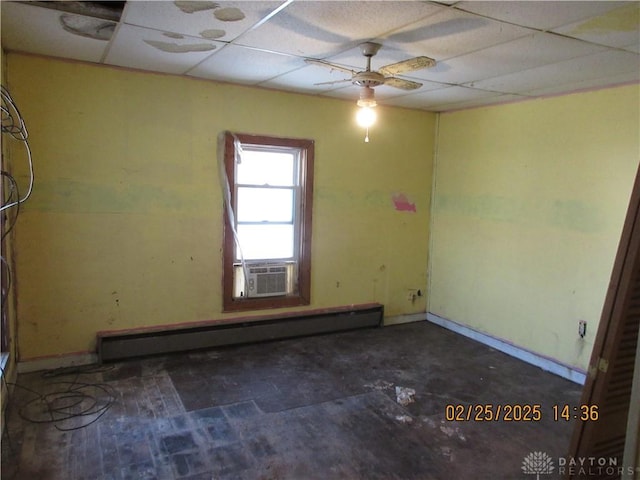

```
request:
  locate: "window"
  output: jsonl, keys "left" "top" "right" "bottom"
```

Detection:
{"left": 221, "top": 132, "right": 314, "bottom": 312}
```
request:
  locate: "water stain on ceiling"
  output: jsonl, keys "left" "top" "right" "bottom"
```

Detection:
{"left": 142, "top": 2, "right": 247, "bottom": 54}
{"left": 174, "top": 1, "right": 219, "bottom": 14}
{"left": 60, "top": 14, "right": 116, "bottom": 41}
{"left": 143, "top": 40, "right": 217, "bottom": 54}
{"left": 214, "top": 7, "right": 245, "bottom": 22}
{"left": 22, "top": 0, "right": 124, "bottom": 41}
{"left": 200, "top": 29, "right": 226, "bottom": 40}
{"left": 163, "top": 32, "right": 185, "bottom": 40}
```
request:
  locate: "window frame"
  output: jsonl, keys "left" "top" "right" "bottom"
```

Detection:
{"left": 222, "top": 132, "right": 314, "bottom": 312}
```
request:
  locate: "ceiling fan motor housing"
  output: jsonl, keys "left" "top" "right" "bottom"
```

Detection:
{"left": 353, "top": 71, "right": 386, "bottom": 87}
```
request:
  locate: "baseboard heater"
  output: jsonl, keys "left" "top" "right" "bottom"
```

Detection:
{"left": 97, "top": 303, "right": 383, "bottom": 362}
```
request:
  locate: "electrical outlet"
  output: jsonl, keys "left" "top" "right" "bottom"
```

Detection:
{"left": 578, "top": 320, "right": 587, "bottom": 338}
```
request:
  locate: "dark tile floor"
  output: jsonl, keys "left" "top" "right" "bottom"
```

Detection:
{"left": 1, "top": 321, "right": 582, "bottom": 480}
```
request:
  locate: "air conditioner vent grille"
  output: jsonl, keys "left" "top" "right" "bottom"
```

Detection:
{"left": 247, "top": 263, "right": 288, "bottom": 297}
{"left": 257, "top": 272, "right": 286, "bottom": 295}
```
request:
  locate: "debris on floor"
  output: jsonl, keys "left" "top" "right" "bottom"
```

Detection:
{"left": 395, "top": 386, "right": 416, "bottom": 406}
{"left": 395, "top": 415, "right": 413, "bottom": 424}
{"left": 439, "top": 420, "right": 467, "bottom": 442}
{"left": 441, "top": 446, "right": 455, "bottom": 462}
{"left": 363, "top": 379, "right": 394, "bottom": 391}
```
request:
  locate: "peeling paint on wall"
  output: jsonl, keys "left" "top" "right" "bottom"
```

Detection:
{"left": 60, "top": 14, "right": 115, "bottom": 41}
{"left": 174, "top": 1, "right": 219, "bottom": 14}
{"left": 392, "top": 193, "right": 417, "bottom": 213}
{"left": 144, "top": 39, "right": 216, "bottom": 53}
{"left": 200, "top": 29, "right": 226, "bottom": 40}
{"left": 214, "top": 7, "right": 245, "bottom": 22}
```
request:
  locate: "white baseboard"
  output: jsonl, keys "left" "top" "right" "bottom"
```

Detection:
{"left": 384, "top": 312, "right": 427, "bottom": 326}
{"left": 18, "top": 352, "right": 98, "bottom": 373}
{"left": 426, "top": 313, "right": 586, "bottom": 385}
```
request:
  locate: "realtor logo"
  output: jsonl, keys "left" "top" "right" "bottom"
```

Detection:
{"left": 522, "top": 451, "right": 555, "bottom": 479}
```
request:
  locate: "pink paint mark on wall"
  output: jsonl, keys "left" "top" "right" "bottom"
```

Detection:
{"left": 392, "top": 193, "right": 416, "bottom": 213}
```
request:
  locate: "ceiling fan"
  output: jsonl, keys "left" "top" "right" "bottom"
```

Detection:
{"left": 305, "top": 41, "right": 436, "bottom": 107}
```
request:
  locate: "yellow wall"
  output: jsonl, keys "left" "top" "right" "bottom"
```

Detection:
{"left": 430, "top": 84, "right": 640, "bottom": 370}
{"left": 6, "top": 53, "right": 435, "bottom": 360}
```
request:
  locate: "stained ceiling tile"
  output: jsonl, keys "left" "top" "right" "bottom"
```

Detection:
{"left": 456, "top": 1, "right": 627, "bottom": 31}
{"left": 1, "top": 2, "right": 109, "bottom": 63}
{"left": 105, "top": 24, "right": 223, "bottom": 74}
{"left": 552, "top": 3, "right": 640, "bottom": 49}
{"left": 122, "top": 1, "right": 285, "bottom": 43}
{"left": 235, "top": 1, "right": 445, "bottom": 58}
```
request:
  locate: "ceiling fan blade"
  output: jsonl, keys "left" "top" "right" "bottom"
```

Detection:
{"left": 384, "top": 77, "right": 423, "bottom": 90}
{"left": 379, "top": 56, "right": 435, "bottom": 76}
{"left": 305, "top": 58, "right": 356, "bottom": 76}
{"left": 314, "top": 79, "right": 353, "bottom": 86}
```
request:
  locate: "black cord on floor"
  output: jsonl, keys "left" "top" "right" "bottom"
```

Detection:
{"left": 3, "top": 364, "right": 117, "bottom": 432}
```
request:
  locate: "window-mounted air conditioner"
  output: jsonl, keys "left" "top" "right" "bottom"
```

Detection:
{"left": 247, "top": 263, "right": 288, "bottom": 297}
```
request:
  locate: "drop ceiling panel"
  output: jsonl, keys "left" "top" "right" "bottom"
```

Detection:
{"left": 235, "top": 1, "right": 445, "bottom": 58}
{"left": 440, "top": 93, "right": 529, "bottom": 112}
{"left": 105, "top": 24, "right": 223, "bottom": 74}
{"left": 469, "top": 49, "right": 640, "bottom": 95}
{"left": 382, "top": 6, "right": 533, "bottom": 62}
{"left": 410, "top": 31, "right": 609, "bottom": 84}
{"left": 624, "top": 43, "right": 640, "bottom": 54}
{"left": 526, "top": 70, "right": 640, "bottom": 97}
{"left": 1, "top": 2, "right": 109, "bottom": 63}
{"left": 457, "top": 1, "right": 627, "bottom": 30}
{"left": 259, "top": 64, "right": 355, "bottom": 94}
{"left": 188, "top": 44, "right": 302, "bottom": 84}
{"left": 122, "top": 1, "right": 284, "bottom": 43}
{"left": 387, "top": 85, "right": 499, "bottom": 110}
{"left": 552, "top": 3, "right": 640, "bottom": 49}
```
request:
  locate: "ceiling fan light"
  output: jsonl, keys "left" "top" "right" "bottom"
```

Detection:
{"left": 357, "top": 86, "right": 377, "bottom": 108}
{"left": 356, "top": 106, "right": 377, "bottom": 128}
{"left": 357, "top": 98, "right": 377, "bottom": 108}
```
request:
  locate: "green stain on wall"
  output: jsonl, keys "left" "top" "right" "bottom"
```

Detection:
{"left": 549, "top": 199, "right": 604, "bottom": 234}
{"left": 25, "top": 179, "right": 210, "bottom": 214}
{"left": 436, "top": 194, "right": 522, "bottom": 224}
{"left": 435, "top": 194, "right": 604, "bottom": 233}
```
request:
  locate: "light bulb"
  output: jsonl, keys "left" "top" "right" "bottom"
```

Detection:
{"left": 356, "top": 106, "right": 377, "bottom": 128}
